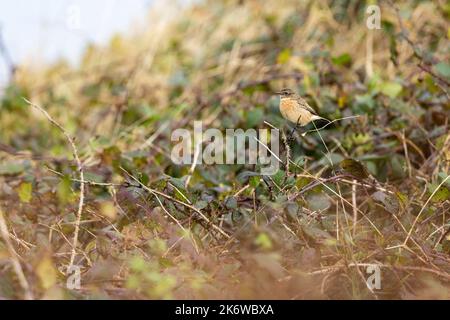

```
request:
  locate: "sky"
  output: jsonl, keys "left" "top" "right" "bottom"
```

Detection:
{"left": 0, "top": 0, "right": 154, "bottom": 85}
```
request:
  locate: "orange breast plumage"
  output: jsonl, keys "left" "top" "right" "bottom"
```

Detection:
{"left": 279, "top": 98, "right": 313, "bottom": 126}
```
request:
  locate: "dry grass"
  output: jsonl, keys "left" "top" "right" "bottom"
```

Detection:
{"left": 0, "top": 0, "right": 449, "bottom": 299}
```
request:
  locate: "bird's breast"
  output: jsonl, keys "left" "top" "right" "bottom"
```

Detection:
{"left": 279, "top": 98, "right": 312, "bottom": 126}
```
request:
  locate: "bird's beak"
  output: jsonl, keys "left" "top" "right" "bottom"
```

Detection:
{"left": 274, "top": 91, "right": 282, "bottom": 95}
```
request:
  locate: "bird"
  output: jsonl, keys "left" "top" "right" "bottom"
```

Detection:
{"left": 275, "top": 88, "right": 329, "bottom": 127}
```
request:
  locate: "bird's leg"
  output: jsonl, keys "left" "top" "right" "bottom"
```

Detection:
{"left": 295, "top": 115, "right": 302, "bottom": 131}
{"left": 289, "top": 125, "right": 296, "bottom": 137}
{"left": 288, "top": 115, "right": 302, "bottom": 140}
{"left": 286, "top": 130, "right": 296, "bottom": 145}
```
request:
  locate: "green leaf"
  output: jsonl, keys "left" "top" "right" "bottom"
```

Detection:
{"left": 249, "top": 176, "right": 260, "bottom": 188}
{"left": 224, "top": 196, "right": 237, "bottom": 209}
{"left": 296, "top": 177, "right": 310, "bottom": 189}
{"left": 380, "top": 81, "right": 402, "bottom": 99}
{"left": 1, "top": 84, "right": 29, "bottom": 111}
{"left": 317, "top": 153, "right": 344, "bottom": 167}
{"left": 331, "top": 53, "right": 352, "bottom": 67}
{"left": 237, "top": 171, "right": 260, "bottom": 183}
{"left": 435, "top": 62, "right": 450, "bottom": 79}
{"left": 57, "top": 176, "right": 72, "bottom": 204}
{"left": 129, "top": 256, "right": 147, "bottom": 272}
{"left": 254, "top": 232, "right": 273, "bottom": 250}
{"left": 17, "top": 182, "right": 32, "bottom": 203}
{"left": 307, "top": 194, "right": 331, "bottom": 211}
{"left": 168, "top": 176, "right": 187, "bottom": 191}
{"left": 148, "top": 238, "right": 167, "bottom": 255}
{"left": 194, "top": 200, "right": 208, "bottom": 210}
{"left": 293, "top": 156, "right": 305, "bottom": 167}
{"left": 286, "top": 202, "right": 299, "bottom": 218}
{"left": 36, "top": 254, "right": 57, "bottom": 290}
{"left": 302, "top": 225, "right": 333, "bottom": 240}
{"left": 430, "top": 185, "right": 450, "bottom": 203}
{"left": 390, "top": 155, "right": 406, "bottom": 179}
{"left": 339, "top": 158, "right": 370, "bottom": 179}
{"left": 242, "top": 84, "right": 268, "bottom": 96}
{"left": 372, "top": 191, "right": 400, "bottom": 214}
{"left": 388, "top": 35, "right": 399, "bottom": 66}
{"left": 437, "top": 172, "right": 450, "bottom": 188}
{"left": 0, "top": 161, "right": 26, "bottom": 175}
{"left": 354, "top": 94, "right": 376, "bottom": 111}
{"left": 277, "top": 48, "right": 291, "bottom": 64}
{"left": 83, "top": 172, "right": 105, "bottom": 183}
{"left": 81, "top": 83, "right": 101, "bottom": 100}
{"left": 246, "top": 108, "right": 264, "bottom": 127}
{"left": 271, "top": 170, "right": 285, "bottom": 186}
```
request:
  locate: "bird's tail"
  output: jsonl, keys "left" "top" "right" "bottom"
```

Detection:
{"left": 311, "top": 115, "right": 331, "bottom": 123}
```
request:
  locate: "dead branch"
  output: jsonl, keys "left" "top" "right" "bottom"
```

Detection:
{"left": 23, "top": 98, "right": 85, "bottom": 274}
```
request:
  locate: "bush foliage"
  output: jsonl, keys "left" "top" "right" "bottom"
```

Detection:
{"left": 0, "top": 0, "right": 449, "bottom": 299}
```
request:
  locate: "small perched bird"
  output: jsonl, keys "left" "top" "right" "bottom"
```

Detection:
{"left": 275, "top": 88, "right": 329, "bottom": 126}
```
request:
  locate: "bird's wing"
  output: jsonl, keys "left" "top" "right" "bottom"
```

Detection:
{"left": 296, "top": 96, "right": 317, "bottom": 114}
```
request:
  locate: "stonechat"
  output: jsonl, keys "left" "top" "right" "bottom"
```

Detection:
{"left": 275, "top": 88, "right": 328, "bottom": 126}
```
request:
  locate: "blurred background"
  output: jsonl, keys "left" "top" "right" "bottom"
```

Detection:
{"left": 0, "top": 0, "right": 449, "bottom": 300}
{"left": 0, "top": 0, "right": 154, "bottom": 86}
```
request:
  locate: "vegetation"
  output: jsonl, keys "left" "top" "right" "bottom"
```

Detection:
{"left": 0, "top": 0, "right": 449, "bottom": 299}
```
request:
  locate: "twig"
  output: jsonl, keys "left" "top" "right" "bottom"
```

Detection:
{"left": 290, "top": 174, "right": 392, "bottom": 201}
{"left": 262, "top": 122, "right": 383, "bottom": 236}
{"left": 261, "top": 130, "right": 383, "bottom": 238}
{"left": 312, "top": 120, "right": 350, "bottom": 232}
{"left": 289, "top": 163, "right": 383, "bottom": 237}
{"left": 427, "top": 224, "right": 450, "bottom": 242}
{"left": 403, "top": 175, "right": 450, "bottom": 246}
{"left": 185, "top": 139, "right": 202, "bottom": 189}
{"left": 0, "top": 207, "right": 33, "bottom": 299}
{"left": 388, "top": 0, "right": 450, "bottom": 93}
{"left": 281, "top": 129, "right": 291, "bottom": 182}
{"left": 401, "top": 130, "right": 412, "bottom": 178}
{"left": 120, "top": 167, "right": 230, "bottom": 239}
{"left": 351, "top": 180, "right": 358, "bottom": 237}
{"left": 23, "top": 98, "right": 85, "bottom": 273}
{"left": 138, "top": 121, "right": 170, "bottom": 151}
{"left": 309, "top": 262, "right": 450, "bottom": 281}
{"left": 301, "top": 115, "right": 360, "bottom": 136}
{"left": 168, "top": 181, "right": 192, "bottom": 205}
{"left": 253, "top": 136, "right": 284, "bottom": 164}
{"left": 234, "top": 184, "right": 250, "bottom": 197}
{"left": 436, "top": 225, "right": 450, "bottom": 248}
{"left": 417, "top": 64, "right": 450, "bottom": 98}
{"left": 151, "top": 189, "right": 200, "bottom": 254}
